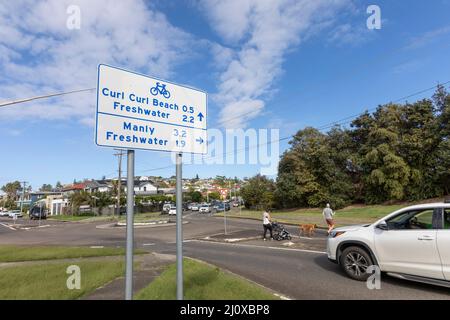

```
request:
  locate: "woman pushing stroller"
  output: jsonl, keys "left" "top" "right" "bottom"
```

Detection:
{"left": 262, "top": 209, "right": 273, "bottom": 241}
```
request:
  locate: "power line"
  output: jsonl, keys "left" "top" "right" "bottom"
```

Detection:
{"left": 316, "top": 80, "right": 450, "bottom": 131}
{"left": 136, "top": 80, "right": 449, "bottom": 174}
{"left": 1, "top": 74, "right": 446, "bottom": 178}
{"left": 0, "top": 88, "right": 96, "bottom": 108}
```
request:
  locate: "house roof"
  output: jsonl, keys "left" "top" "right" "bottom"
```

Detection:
{"left": 84, "top": 180, "right": 111, "bottom": 189}
{"left": 62, "top": 183, "right": 86, "bottom": 191}
{"left": 136, "top": 181, "right": 156, "bottom": 188}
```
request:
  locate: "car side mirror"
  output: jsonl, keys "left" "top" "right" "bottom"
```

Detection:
{"left": 376, "top": 221, "right": 388, "bottom": 231}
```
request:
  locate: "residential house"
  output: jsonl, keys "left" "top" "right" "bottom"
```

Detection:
{"left": 124, "top": 180, "right": 158, "bottom": 195}
{"left": 62, "top": 183, "right": 87, "bottom": 197}
{"left": 84, "top": 180, "right": 112, "bottom": 193}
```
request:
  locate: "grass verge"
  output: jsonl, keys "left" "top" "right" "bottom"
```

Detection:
{"left": 47, "top": 215, "right": 97, "bottom": 221}
{"left": 0, "top": 260, "right": 124, "bottom": 299}
{"left": 0, "top": 245, "right": 145, "bottom": 263}
{"left": 217, "top": 204, "right": 404, "bottom": 228}
{"left": 136, "top": 258, "right": 278, "bottom": 300}
{"left": 118, "top": 212, "right": 168, "bottom": 223}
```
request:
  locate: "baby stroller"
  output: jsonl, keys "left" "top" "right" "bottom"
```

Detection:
{"left": 271, "top": 222, "right": 292, "bottom": 241}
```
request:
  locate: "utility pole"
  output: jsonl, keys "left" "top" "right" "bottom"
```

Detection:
{"left": 20, "top": 181, "right": 27, "bottom": 214}
{"left": 114, "top": 150, "right": 125, "bottom": 219}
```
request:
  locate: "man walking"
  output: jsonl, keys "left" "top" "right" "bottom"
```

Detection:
{"left": 262, "top": 209, "right": 273, "bottom": 241}
{"left": 323, "top": 203, "right": 335, "bottom": 234}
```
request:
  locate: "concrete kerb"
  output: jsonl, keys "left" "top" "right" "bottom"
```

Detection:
{"left": 213, "top": 214, "right": 329, "bottom": 230}
{"left": 96, "top": 220, "right": 189, "bottom": 229}
{"left": 202, "top": 235, "right": 261, "bottom": 243}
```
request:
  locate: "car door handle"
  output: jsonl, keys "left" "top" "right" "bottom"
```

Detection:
{"left": 418, "top": 235, "right": 435, "bottom": 240}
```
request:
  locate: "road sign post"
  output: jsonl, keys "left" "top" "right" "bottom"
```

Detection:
{"left": 224, "top": 208, "right": 227, "bottom": 235}
{"left": 95, "top": 64, "right": 207, "bottom": 300}
{"left": 125, "top": 150, "right": 135, "bottom": 300}
{"left": 176, "top": 152, "right": 183, "bottom": 300}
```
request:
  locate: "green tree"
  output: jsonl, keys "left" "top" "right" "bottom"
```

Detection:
{"left": 91, "top": 192, "right": 112, "bottom": 215}
{"left": 68, "top": 191, "right": 91, "bottom": 215}
{"left": 39, "top": 184, "right": 53, "bottom": 192}
{"left": 275, "top": 87, "right": 450, "bottom": 206}
{"left": 352, "top": 105, "right": 410, "bottom": 203}
{"left": 241, "top": 175, "right": 275, "bottom": 210}
{"left": 276, "top": 127, "right": 353, "bottom": 209}
{"left": 208, "top": 192, "right": 221, "bottom": 201}
{"left": 1, "top": 181, "right": 22, "bottom": 201}
{"left": 433, "top": 85, "right": 450, "bottom": 195}
{"left": 189, "top": 191, "right": 203, "bottom": 203}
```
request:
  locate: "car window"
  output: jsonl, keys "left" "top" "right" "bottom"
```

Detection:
{"left": 444, "top": 210, "right": 450, "bottom": 229}
{"left": 386, "top": 209, "right": 442, "bottom": 230}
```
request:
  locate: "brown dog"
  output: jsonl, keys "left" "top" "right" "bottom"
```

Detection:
{"left": 299, "top": 224, "right": 317, "bottom": 237}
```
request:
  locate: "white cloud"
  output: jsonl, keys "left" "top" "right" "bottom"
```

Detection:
{"left": 392, "top": 59, "right": 425, "bottom": 75}
{"left": 405, "top": 25, "right": 450, "bottom": 50}
{"left": 200, "top": 0, "right": 351, "bottom": 128}
{"left": 327, "top": 23, "right": 375, "bottom": 46}
{"left": 0, "top": 0, "right": 194, "bottom": 124}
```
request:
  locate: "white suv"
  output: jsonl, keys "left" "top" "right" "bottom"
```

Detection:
{"left": 199, "top": 205, "right": 211, "bottom": 213}
{"left": 327, "top": 202, "right": 450, "bottom": 288}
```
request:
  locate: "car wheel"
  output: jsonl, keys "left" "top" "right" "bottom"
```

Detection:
{"left": 340, "top": 246, "right": 373, "bottom": 281}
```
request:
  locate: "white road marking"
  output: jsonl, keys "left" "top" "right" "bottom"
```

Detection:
{"left": 22, "top": 224, "right": 51, "bottom": 230}
{"left": 0, "top": 223, "right": 16, "bottom": 231}
{"left": 187, "top": 239, "right": 327, "bottom": 254}
{"left": 273, "top": 293, "right": 291, "bottom": 300}
{"left": 142, "top": 243, "right": 155, "bottom": 246}
{"left": 90, "top": 246, "right": 104, "bottom": 248}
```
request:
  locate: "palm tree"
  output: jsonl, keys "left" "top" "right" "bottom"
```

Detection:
{"left": 68, "top": 191, "right": 91, "bottom": 215}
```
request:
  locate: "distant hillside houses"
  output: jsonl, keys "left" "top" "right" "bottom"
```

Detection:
{"left": 2, "top": 175, "right": 245, "bottom": 216}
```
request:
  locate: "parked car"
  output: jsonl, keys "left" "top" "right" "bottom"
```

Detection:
{"left": 191, "top": 203, "right": 200, "bottom": 211}
{"left": 29, "top": 205, "right": 47, "bottom": 220}
{"left": 199, "top": 205, "right": 211, "bottom": 213}
{"left": 232, "top": 202, "right": 240, "bottom": 207}
{"left": 162, "top": 203, "right": 172, "bottom": 214}
{"left": 168, "top": 206, "right": 177, "bottom": 215}
{"left": 211, "top": 201, "right": 220, "bottom": 210}
{"left": 327, "top": 202, "right": 450, "bottom": 288}
{"left": 217, "top": 202, "right": 230, "bottom": 211}
{"left": 0, "top": 210, "right": 10, "bottom": 217}
{"left": 8, "top": 210, "right": 23, "bottom": 218}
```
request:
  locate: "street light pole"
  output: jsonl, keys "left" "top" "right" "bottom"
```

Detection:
{"left": 20, "top": 181, "right": 27, "bottom": 214}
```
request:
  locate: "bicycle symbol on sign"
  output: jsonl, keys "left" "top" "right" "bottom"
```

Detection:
{"left": 150, "top": 82, "right": 171, "bottom": 99}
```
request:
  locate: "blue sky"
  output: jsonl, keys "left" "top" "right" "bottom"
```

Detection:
{"left": 1, "top": 0, "right": 450, "bottom": 190}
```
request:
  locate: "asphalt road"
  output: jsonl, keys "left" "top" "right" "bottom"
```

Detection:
{"left": 0, "top": 213, "right": 449, "bottom": 299}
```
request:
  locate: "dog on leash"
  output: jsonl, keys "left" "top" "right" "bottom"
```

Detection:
{"left": 299, "top": 224, "right": 317, "bottom": 237}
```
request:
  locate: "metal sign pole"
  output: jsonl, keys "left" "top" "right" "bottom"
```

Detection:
{"left": 176, "top": 152, "right": 183, "bottom": 300}
{"left": 224, "top": 209, "right": 227, "bottom": 235}
{"left": 125, "top": 150, "right": 135, "bottom": 300}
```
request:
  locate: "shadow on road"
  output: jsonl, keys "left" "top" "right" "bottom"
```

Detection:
{"left": 313, "top": 255, "right": 450, "bottom": 296}
{"left": 313, "top": 255, "right": 347, "bottom": 277}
